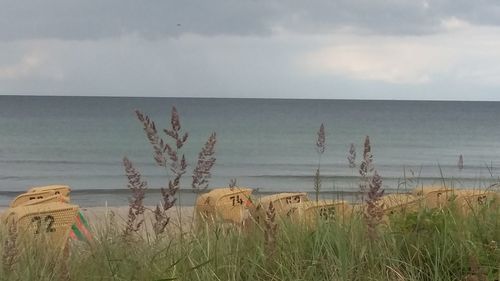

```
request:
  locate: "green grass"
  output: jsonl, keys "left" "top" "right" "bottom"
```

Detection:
{"left": 1, "top": 203, "right": 499, "bottom": 281}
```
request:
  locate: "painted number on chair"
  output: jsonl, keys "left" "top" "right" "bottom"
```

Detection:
{"left": 31, "top": 215, "right": 56, "bottom": 234}
{"left": 319, "top": 207, "right": 335, "bottom": 220}
{"left": 230, "top": 195, "right": 244, "bottom": 206}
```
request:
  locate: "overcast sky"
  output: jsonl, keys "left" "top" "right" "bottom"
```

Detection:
{"left": 1, "top": 1, "right": 500, "bottom": 100}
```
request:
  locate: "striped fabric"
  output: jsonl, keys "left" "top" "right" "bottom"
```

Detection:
{"left": 69, "top": 211, "right": 92, "bottom": 242}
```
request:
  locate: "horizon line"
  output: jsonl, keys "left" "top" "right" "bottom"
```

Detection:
{"left": 1, "top": 93, "right": 500, "bottom": 103}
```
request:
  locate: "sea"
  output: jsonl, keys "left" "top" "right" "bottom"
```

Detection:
{"left": 1, "top": 96, "right": 500, "bottom": 207}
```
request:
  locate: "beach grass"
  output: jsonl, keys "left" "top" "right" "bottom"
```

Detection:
{"left": 1, "top": 202, "right": 499, "bottom": 281}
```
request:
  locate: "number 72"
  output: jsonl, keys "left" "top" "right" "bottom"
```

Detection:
{"left": 31, "top": 215, "right": 56, "bottom": 234}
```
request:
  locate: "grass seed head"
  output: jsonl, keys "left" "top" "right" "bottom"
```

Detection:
{"left": 192, "top": 132, "right": 217, "bottom": 192}
{"left": 316, "top": 123, "right": 326, "bottom": 155}
{"left": 135, "top": 110, "right": 167, "bottom": 167}
{"left": 264, "top": 201, "right": 278, "bottom": 259}
{"left": 228, "top": 178, "right": 237, "bottom": 190}
{"left": 364, "top": 170, "right": 385, "bottom": 238}
{"left": 123, "top": 157, "right": 147, "bottom": 236}
{"left": 348, "top": 143, "right": 356, "bottom": 168}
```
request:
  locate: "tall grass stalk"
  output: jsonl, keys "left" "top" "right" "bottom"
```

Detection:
{"left": 135, "top": 107, "right": 188, "bottom": 237}
{"left": 264, "top": 201, "right": 277, "bottom": 260}
{"left": 314, "top": 123, "right": 326, "bottom": 203}
{"left": 458, "top": 154, "right": 464, "bottom": 171}
{"left": 359, "top": 136, "right": 374, "bottom": 202}
{"left": 347, "top": 142, "right": 356, "bottom": 169}
{"left": 347, "top": 142, "right": 357, "bottom": 200}
{"left": 364, "top": 170, "right": 384, "bottom": 239}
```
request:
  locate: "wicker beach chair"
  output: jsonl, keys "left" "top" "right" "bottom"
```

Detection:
{"left": 3, "top": 201, "right": 79, "bottom": 251}
{"left": 251, "top": 192, "right": 309, "bottom": 224}
{"left": 451, "top": 189, "right": 499, "bottom": 214}
{"left": 195, "top": 187, "right": 254, "bottom": 226}
{"left": 290, "top": 200, "right": 353, "bottom": 226}
{"left": 10, "top": 185, "right": 71, "bottom": 208}
{"left": 411, "top": 185, "right": 500, "bottom": 211}
{"left": 412, "top": 186, "right": 456, "bottom": 209}
{"left": 380, "top": 193, "right": 422, "bottom": 215}
{"left": 2, "top": 185, "right": 92, "bottom": 245}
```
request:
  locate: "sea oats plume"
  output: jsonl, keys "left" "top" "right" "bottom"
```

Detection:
{"left": 152, "top": 106, "right": 189, "bottom": 236}
{"left": 314, "top": 123, "right": 326, "bottom": 203}
{"left": 359, "top": 136, "right": 373, "bottom": 177}
{"left": 192, "top": 132, "right": 217, "bottom": 192}
{"left": 359, "top": 136, "right": 374, "bottom": 195}
{"left": 228, "top": 178, "right": 237, "bottom": 190}
{"left": 154, "top": 171, "right": 185, "bottom": 236}
{"left": 458, "top": 154, "right": 464, "bottom": 171}
{"left": 347, "top": 143, "right": 356, "bottom": 168}
{"left": 316, "top": 123, "right": 326, "bottom": 155}
{"left": 123, "top": 157, "right": 147, "bottom": 236}
{"left": 164, "top": 106, "right": 188, "bottom": 150}
{"left": 364, "top": 170, "right": 384, "bottom": 239}
{"left": 135, "top": 110, "right": 167, "bottom": 167}
{"left": 264, "top": 201, "right": 278, "bottom": 259}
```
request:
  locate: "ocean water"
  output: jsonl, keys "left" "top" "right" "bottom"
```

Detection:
{"left": 1, "top": 96, "right": 500, "bottom": 207}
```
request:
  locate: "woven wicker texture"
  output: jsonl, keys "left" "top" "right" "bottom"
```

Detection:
{"left": 252, "top": 192, "right": 309, "bottom": 224}
{"left": 195, "top": 187, "right": 254, "bottom": 225}
{"left": 380, "top": 193, "right": 422, "bottom": 215}
{"left": 290, "top": 200, "right": 353, "bottom": 225}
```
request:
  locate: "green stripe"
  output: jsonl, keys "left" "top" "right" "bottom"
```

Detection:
{"left": 71, "top": 224, "right": 85, "bottom": 241}
{"left": 78, "top": 212, "right": 90, "bottom": 228}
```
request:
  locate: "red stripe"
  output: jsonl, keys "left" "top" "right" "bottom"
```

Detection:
{"left": 69, "top": 230, "right": 78, "bottom": 240}
{"left": 75, "top": 214, "right": 93, "bottom": 241}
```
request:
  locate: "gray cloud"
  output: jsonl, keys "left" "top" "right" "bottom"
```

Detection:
{"left": 0, "top": 1, "right": 277, "bottom": 41}
{"left": 2, "top": 0, "right": 500, "bottom": 41}
{"left": 2, "top": 1, "right": 500, "bottom": 101}
{"left": 1, "top": 29, "right": 500, "bottom": 101}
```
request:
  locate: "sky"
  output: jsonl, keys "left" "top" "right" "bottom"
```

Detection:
{"left": 1, "top": 1, "right": 500, "bottom": 100}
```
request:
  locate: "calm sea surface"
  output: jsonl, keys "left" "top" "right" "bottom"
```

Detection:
{"left": 1, "top": 96, "right": 500, "bottom": 207}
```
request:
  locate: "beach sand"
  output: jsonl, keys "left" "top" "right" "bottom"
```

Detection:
{"left": 81, "top": 206, "right": 196, "bottom": 232}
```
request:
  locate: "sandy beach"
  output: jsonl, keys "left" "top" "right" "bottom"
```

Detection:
{"left": 85, "top": 207, "right": 197, "bottom": 238}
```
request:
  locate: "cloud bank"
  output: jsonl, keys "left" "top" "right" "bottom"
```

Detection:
{"left": 1, "top": 1, "right": 500, "bottom": 100}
